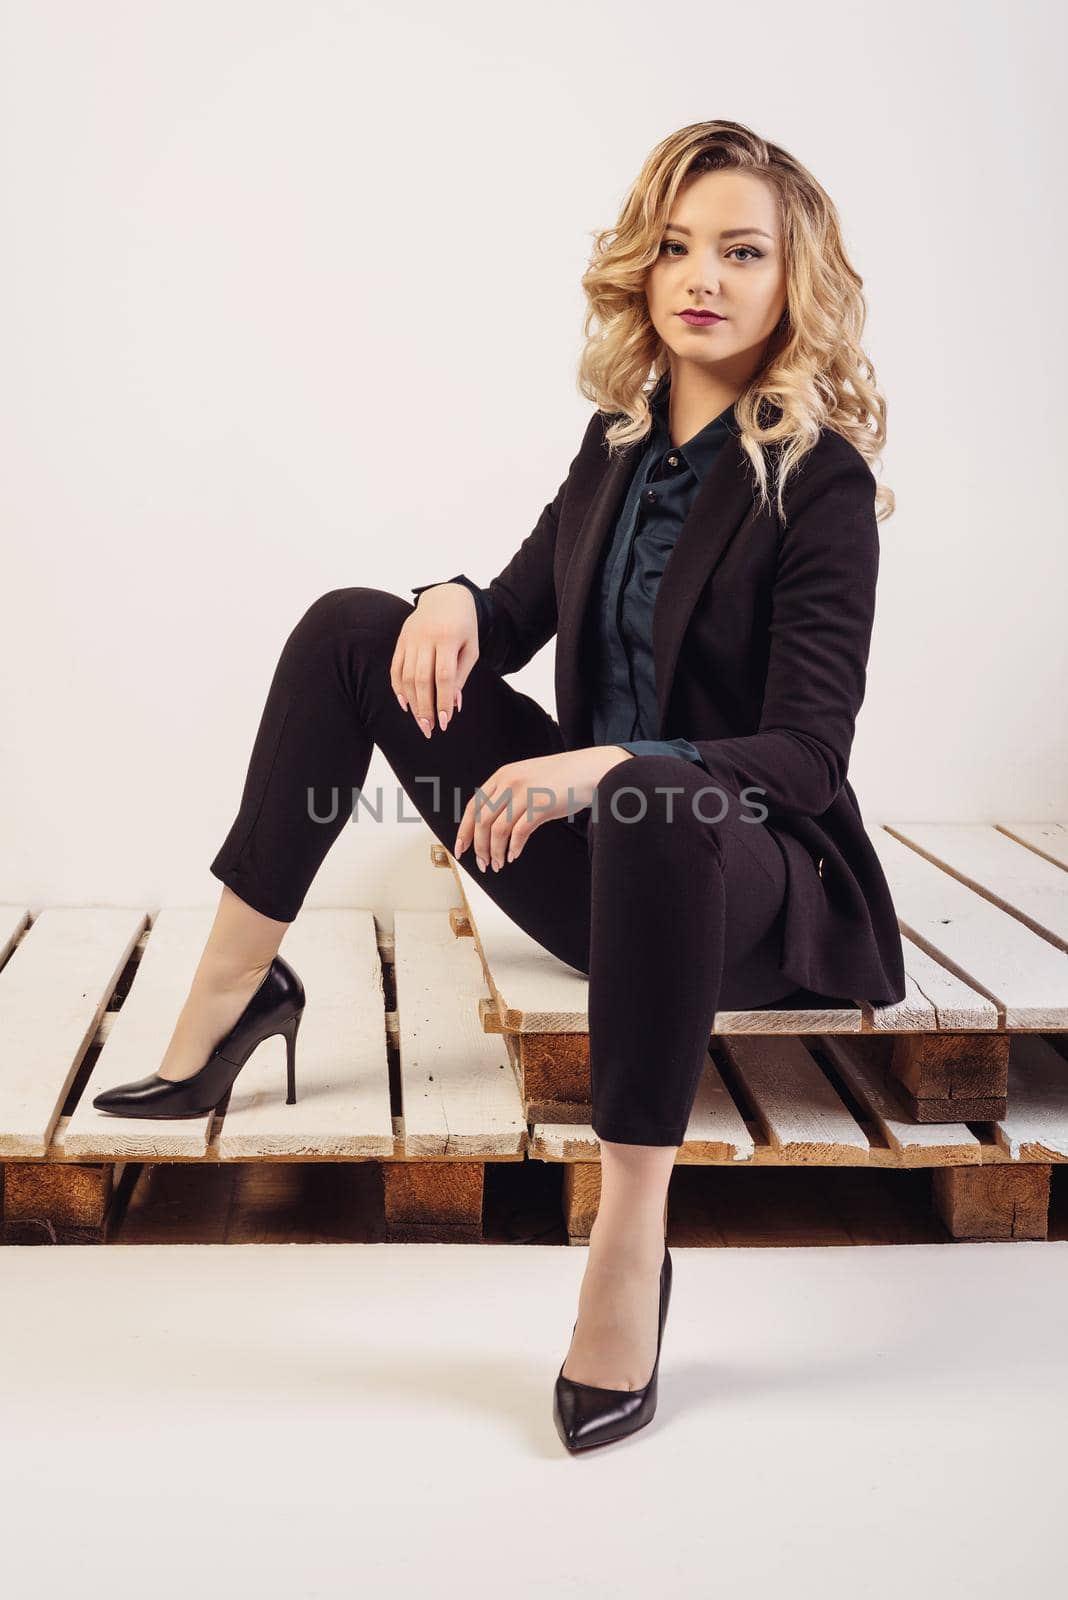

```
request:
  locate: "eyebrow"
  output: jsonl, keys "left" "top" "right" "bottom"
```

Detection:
{"left": 664, "top": 223, "right": 774, "bottom": 241}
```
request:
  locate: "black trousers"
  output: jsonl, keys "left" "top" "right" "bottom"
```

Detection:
{"left": 209, "top": 587, "right": 797, "bottom": 1146}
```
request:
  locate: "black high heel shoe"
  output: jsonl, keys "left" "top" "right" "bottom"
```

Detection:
{"left": 553, "top": 1242, "right": 673, "bottom": 1454}
{"left": 92, "top": 954, "right": 306, "bottom": 1119}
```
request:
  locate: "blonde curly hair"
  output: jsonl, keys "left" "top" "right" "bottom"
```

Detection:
{"left": 577, "top": 119, "right": 894, "bottom": 523}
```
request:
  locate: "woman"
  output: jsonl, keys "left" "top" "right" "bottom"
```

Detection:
{"left": 93, "top": 119, "right": 906, "bottom": 1453}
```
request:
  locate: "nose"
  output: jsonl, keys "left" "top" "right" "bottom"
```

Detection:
{"left": 683, "top": 248, "right": 722, "bottom": 297}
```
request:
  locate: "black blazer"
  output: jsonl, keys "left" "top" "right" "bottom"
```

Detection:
{"left": 477, "top": 404, "right": 907, "bottom": 1008}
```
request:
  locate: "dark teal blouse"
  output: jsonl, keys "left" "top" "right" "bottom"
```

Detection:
{"left": 411, "top": 376, "right": 737, "bottom": 772}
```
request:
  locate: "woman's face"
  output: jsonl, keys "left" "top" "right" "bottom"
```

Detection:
{"left": 645, "top": 169, "right": 788, "bottom": 382}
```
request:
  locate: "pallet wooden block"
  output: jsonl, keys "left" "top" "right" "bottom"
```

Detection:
{"left": 0, "top": 888, "right": 526, "bottom": 1243}
{"left": 432, "top": 821, "right": 1068, "bottom": 1243}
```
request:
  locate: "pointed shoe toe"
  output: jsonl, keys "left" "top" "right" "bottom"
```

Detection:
{"left": 553, "top": 1371, "right": 655, "bottom": 1452}
{"left": 553, "top": 1245, "right": 673, "bottom": 1454}
{"left": 91, "top": 1073, "right": 214, "bottom": 1118}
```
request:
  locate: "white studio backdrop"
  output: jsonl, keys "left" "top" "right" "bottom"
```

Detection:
{"left": 2, "top": 0, "right": 1065, "bottom": 917}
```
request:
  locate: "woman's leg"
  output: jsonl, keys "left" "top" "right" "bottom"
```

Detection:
{"left": 208, "top": 585, "right": 594, "bottom": 952}
{"left": 560, "top": 753, "right": 794, "bottom": 1390}
{"left": 170, "top": 589, "right": 794, "bottom": 1394}
{"left": 586, "top": 752, "right": 795, "bottom": 1147}
{"left": 159, "top": 585, "right": 593, "bottom": 1082}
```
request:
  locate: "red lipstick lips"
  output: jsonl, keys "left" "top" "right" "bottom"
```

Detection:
{"left": 678, "top": 310, "right": 726, "bottom": 325}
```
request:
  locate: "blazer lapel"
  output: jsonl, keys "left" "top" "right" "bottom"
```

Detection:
{"left": 651, "top": 427, "right": 757, "bottom": 734}
{"left": 553, "top": 439, "right": 640, "bottom": 747}
{"left": 554, "top": 420, "right": 758, "bottom": 747}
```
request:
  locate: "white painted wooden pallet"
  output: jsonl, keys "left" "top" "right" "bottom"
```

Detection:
{"left": 0, "top": 903, "right": 523, "bottom": 1165}
{"left": 436, "top": 820, "right": 1068, "bottom": 1037}
{"left": 4, "top": 821, "right": 1065, "bottom": 1184}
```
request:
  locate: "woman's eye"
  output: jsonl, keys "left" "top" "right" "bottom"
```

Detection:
{"left": 658, "top": 241, "right": 763, "bottom": 261}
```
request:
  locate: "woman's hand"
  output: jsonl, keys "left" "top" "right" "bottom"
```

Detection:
{"left": 453, "top": 746, "right": 635, "bottom": 871}
{"left": 390, "top": 584, "right": 480, "bottom": 738}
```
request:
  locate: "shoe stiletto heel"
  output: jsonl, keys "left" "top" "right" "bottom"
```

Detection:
{"left": 92, "top": 954, "right": 306, "bottom": 1119}
{"left": 553, "top": 1240, "right": 673, "bottom": 1454}
{"left": 280, "top": 1010, "right": 302, "bottom": 1105}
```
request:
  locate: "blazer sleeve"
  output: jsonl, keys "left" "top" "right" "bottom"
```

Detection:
{"left": 690, "top": 441, "right": 881, "bottom": 821}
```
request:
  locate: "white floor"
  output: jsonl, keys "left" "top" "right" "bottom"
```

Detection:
{"left": 2, "top": 1239, "right": 1065, "bottom": 1598}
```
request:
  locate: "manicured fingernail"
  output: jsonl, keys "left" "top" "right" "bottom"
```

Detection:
{"left": 476, "top": 855, "right": 486, "bottom": 872}
{"left": 455, "top": 689, "right": 462, "bottom": 713}
{"left": 438, "top": 711, "right": 448, "bottom": 731}
{"left": 396, "top": 693, "right": 407, "bottom": 711}
{"left": 419, "top": 718, "right": 431, "bottom": 737}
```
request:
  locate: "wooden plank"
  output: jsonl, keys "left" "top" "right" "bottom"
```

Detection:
{"left": 0, "top": 905, "right": 31, "bottom": 965}
{"left": 997, "top": 820, "right": 1068, "bottom": 872}
{"left": 445, "top": 856, "right": 590, "bottom": 1032}
{"left": 517, "top": 1045, "right": 756, "bottom": 1161}
{"left": 394, "top": 910, "right": 527, "bottom": 1157}
{"left": 863, "top": 940, "right": 940, "bottom": 1032}
{"left": 447, "top": 847, "right": 868, "bottom": 1037}
{"left": 816, "top": 1034, "right": 982, "bottom": 1165}
{"left": 0, "top": 907, "right": 147, "bottom": 1158}
{"left": 868, "top": 934, "right": 997, "bottom": 1032}
{"left": 442, "top": 845, "right": 995, "bottom": 1040}
{"left": 719, "top": 1034, "right": 872, "bottom": 1162}
{"left": 885, "top": 822, "right": 1068, "bottom": 947}
{"left": 508, "top": 937, "right": 996, "bottom": 1040}
{"left": 215, "top": 910, "right": 394, "bottom": 1160}
{"left": 514, "top": 1043, "right": 754, "bottom": 1158}
{"left": 871, "top": 826, "right": 1068, "bottom": 1027}
{"left": 529, "top": 1114, "right": 1017, "bottom": 1169}
{"left": 441, "top": 846, "right": 865, "bottom": 1043}
{"left": 713, "top": 997, "right": 862, "bottom": 1034}
{"left": 988, "top": 1035, "right": 1068, "bottom": 1163}
{"left": 669, "top": 1050, "right": 756, "bottom": 1162}
{"left": 62, "top": 908, "right": 221, "bottom": 1159}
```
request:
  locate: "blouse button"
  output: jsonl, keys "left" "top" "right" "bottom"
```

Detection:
{"left": 644, "top": 488, "right": 658, "bottom": 504}
{"left": 667, "top": 454, "right": 679, "bottom": 468}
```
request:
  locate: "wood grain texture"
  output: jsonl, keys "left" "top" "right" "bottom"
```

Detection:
{"left": 0, "top": 906, "right": 147, "bottom": 1158}
{"left": 394, "top": 909, "right": 527, "bottom": 1157}
{"left": 872, "top": 825, "right": 1068, "bottom": 1028}
{"left": 215, "top": 910, "right": 394, "bottom": 1160}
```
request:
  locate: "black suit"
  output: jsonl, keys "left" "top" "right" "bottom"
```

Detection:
{"left": 476, "top": 405, "right": 906, "bottom": 1007}
{"left": 208, "top": 402, "right": 906, "bottom": 1145}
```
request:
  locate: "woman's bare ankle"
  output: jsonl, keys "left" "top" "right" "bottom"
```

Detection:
{"left": 156, "top": 961, "right": 274, "bottom": 1083}
{"left": 195, "top": 886, "right": 290, "bottom": 986}
{"left": 191, "top": 952, "right": 274, "bottom": 995}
